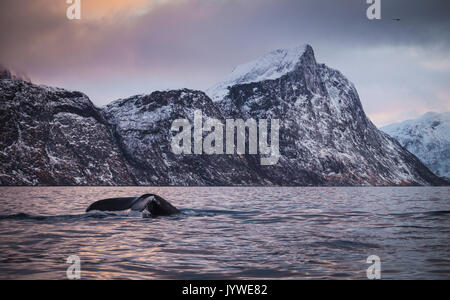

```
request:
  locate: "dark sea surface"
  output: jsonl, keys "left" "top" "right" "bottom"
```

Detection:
{"left": 0, "top": 187, "right": 449, "bottom": 280}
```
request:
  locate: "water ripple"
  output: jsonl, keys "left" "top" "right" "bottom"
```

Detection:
{"left": 0, "top": 186, "right": 449, "bottom": 279}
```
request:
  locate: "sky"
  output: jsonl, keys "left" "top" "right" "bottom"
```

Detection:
{"left": 0, "top": 0, "right": 449, "bottom": 126}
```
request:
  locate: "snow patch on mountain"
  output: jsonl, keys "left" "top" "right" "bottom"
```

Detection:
{"left": 206, "top": 44, "right": 309, "bottom": 102}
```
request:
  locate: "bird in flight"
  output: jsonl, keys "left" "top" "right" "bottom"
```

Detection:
{"left": 392, "top": 18, "right": 401, "bottom": 21}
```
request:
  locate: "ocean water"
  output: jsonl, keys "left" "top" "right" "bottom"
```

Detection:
{"left": 0, "top": 186, "right": 449, "bottom": 280}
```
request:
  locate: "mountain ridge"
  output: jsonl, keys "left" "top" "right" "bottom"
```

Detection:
{"left": 0, "top": 46, "right": 447, "bottom": 186}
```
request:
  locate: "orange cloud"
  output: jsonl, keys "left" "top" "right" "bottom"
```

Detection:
{"left": 79, "top": 0, "right": 174, "bottom": 19}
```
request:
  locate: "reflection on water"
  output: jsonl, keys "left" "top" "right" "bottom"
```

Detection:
{"left": 0, "top": 187, "right": 449, "bottom": 279}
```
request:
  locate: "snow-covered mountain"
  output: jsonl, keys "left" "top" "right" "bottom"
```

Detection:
{"left": 102, "top": 90, "right": 265, "bottom": 185}
{"left": 0, "top": 46, "right": 446, "bottom": 186}
{"left": 382, "top": 112, "right": 450, "bottom": 179}
{"left": 208, "top": 44, "right": 445, "bottom": 185}
{"left": 0, "top": 79, "right": 133, "bottom": 185}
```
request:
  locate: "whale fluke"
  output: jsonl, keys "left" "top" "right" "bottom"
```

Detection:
{"left": 86, "top": 194, "right": 180, "bottom": 217}
{"left": 146, "top": 194, "right": 180, "bottom": 216}
{"left": 86, "top": 197, "right": 139, "bottom": 212}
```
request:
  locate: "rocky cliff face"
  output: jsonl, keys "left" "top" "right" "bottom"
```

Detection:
{"left": 382, "top": 112, "right": 450, "bottom": 180}
{"left": 0, "top": 45, "right": 446, "bottom": 186}
{"left": 0, "top": 79, "right": 134, "bottom": 185}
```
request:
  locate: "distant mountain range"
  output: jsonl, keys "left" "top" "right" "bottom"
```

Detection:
{"left": 382, "top": 112, "right": 450, "bottom": 179}
{"left": 0, "top": 45, "right": 446, "bottom": 186}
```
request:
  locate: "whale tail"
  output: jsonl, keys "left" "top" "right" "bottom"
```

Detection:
{"left": 85, "top": 194, "right": 180, "bottom": 217}
{"left": 85, "top": 194, "right": 153, "bottom": 212}
{"left": 147, "top": 194, "right": 180, "bottom": 216}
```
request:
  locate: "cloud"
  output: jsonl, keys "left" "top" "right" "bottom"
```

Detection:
{"left": 0, "top": 0, "right": 449, "bottom": 124}
{"left": 81, "top": 0, "right": 154, "bottom": 19}
{"left": 421, "top": 58, "right": 450, "bottom": 71}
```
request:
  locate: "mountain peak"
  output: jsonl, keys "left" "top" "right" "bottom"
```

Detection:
{"left": 206, "top": 44, "right": 314, "bottom": 102}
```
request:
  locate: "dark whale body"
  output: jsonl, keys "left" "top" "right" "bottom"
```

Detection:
{"left": 86, "top": 194, "right": 180, "bottom": 217}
